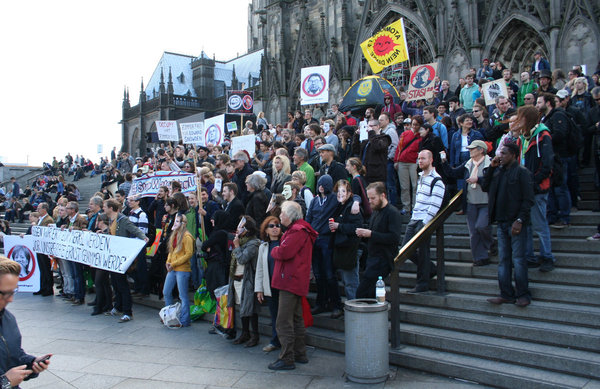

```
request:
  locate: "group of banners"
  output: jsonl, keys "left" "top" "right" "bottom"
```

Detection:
{"left": 5, "top": 227, "right": 147, "bottom": 292}
{"left": 156, "top": 115, "right": 228, "bottom": 146}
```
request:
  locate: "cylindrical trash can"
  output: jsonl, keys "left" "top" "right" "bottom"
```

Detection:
{"left": 344, "top": 298, "right": 389, "bottom": 384}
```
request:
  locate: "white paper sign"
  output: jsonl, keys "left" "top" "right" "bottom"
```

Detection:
{"left": 214, "top": 178, "right": 222, "bottom": 192}
{"left": 300, "top": 65, "right": 330, "bottom": 105}
{"left": 4, "top": 236, "right": 40, "bottom": 292}
{"left": 359, "top": 120, "right": 369, "bottom": 141}
{"left": 227, "top": 121, "right": 238, "bottom": 133}
{"left": 155, "top": 120, "right": 179, "bottom": 141}
{"left": 30, "top": 226, "right": 146, "bottom": 274}
{"left": 180, "top": 122, "right": 205, "bottom": 145}
{"left": 231, "top": 134, "right": 256, "bottom": 156}
{"left": 482, "top": 79, "right": 509, "bottom": 106}
{"left": 203, "top": 115, "right": 225, "bottom": 146}
{"left": 406, "top": 62, "right": 439, "bottom": 102}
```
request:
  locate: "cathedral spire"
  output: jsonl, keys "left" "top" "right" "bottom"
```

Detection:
{"left": 167, "top": 66, "right": 174, "bottom": 95}
{"left": 159, "top": 67, "right": 166, "bottom": 94}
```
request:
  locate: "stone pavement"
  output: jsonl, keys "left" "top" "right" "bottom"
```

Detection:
{"left": 13, "top": 293, "right": 486, "bottom": 389}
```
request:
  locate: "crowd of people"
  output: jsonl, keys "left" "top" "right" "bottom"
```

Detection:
{"left": 2, "top": 54, "right": 600, "bottom": 370}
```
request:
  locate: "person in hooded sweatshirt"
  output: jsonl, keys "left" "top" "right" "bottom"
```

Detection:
{"left": 306, "top": 175, "right": 361, "bottom": 318}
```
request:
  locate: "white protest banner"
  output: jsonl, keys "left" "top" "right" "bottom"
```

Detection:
{"left": 227, "top": 121, "right": 238, "bottom": 133}
{"left": 203, "top": 115, "right": 225, "bottom": 146}
{"left": 300, "top": 65, "right": 329, "bottom": 105}
{"left": 359, "top": 120, "right": 369, "bottom": 141}
{"left": 155, "top": 120, "right": 179, "bottom": 141}
{"left": 405, "top": 62, "right": 439, "bottom": 101}
{"left": 30, "top": 226, "right": 145, "bottom": 274}
{"left": 129, "top": 171, "right": 197, "bottom": 198}
{"left": 482, "top": 79, "right": 509, "bottom": 106}
{"left": 231, "top": 134, "right": 256, "bottom": 156}
{"left": 180, "top": 122, "right": 205, "bottom": 145}
{"left": 4, "top": 236, "right": 40, "bottom": 292}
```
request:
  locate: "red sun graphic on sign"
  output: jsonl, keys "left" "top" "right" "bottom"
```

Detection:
{"left": 373, "top": 35, "right": 399, "bottom": 56}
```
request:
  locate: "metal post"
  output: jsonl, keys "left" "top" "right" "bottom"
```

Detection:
{"left": 436, "top": 225, "right": 446, "bottom": 294}
{"left": 390, "top": 262, "right": 400, "bottom": 349}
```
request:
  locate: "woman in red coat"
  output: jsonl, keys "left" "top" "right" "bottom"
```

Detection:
{"left": 268, "top": 201, "right": 317, "bottom": 371}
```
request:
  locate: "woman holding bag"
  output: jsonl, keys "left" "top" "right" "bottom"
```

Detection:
{"left": 163, "top": 213, "right": 194, "bottom": 327}
{"left": 329, "top": 180, "right": 364, "bottom": 313}
{"left": 345, "top": 158, "right": 371, "bottom": 219}
{"left": 229, "top": 216, "right": 261, "bottom": 347}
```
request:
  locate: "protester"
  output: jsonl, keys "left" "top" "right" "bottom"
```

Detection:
{"left": 482, "top": 142, "right": 534, "bottom": 307}
{"left": 163, "top": 213, "right": 193, "bottom": 327}
{"left": 269, "top": 201, "right": 317, "bottom": 370}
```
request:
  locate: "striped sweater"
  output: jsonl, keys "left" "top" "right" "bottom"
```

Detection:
{"left": 411, "top": 169, "right": 445, "bottom": 225}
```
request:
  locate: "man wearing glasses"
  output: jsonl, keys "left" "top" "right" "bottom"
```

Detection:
{"left": 0, "top": 257, "right": 52, "bottom": 388}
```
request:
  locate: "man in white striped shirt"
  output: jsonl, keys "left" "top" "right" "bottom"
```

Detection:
{"left": 404, "top": 150, "right": 445, "bottom": 293}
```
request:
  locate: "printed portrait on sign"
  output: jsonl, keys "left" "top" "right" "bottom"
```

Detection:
{"left": 10, "top": 245, "right": 33, "bottom": 279}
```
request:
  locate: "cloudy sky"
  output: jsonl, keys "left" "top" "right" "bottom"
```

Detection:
{"left": 0, "top": 0, "right": 251, "bottom": 166}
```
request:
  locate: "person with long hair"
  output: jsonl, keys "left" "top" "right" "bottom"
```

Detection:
{"left": 199, "top": 167, "right": 215, "bottom": 197}
{"left": 271, "top": 155, "right": 292, "bottom": 194}
{"left": 230, "top": 216, "right": 261, "bottom": 347}
{"left": 163, "top": 213, "right": 194, "bottom": 327}
{"left": 329, "top": 180, "right": 363, "bottom": 306}
{"left": 345, "top": 157, "right": 371, "bottom": 218}
{"left": 255, "top": 216, "right": 283, "bottom": 352}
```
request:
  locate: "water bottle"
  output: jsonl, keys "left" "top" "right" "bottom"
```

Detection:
{"left": 376, "top": 276, "right": 386, "bottom": 304}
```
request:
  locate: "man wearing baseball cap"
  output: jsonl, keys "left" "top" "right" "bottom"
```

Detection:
{"left": 317, "top": 144, "right": 348, "bottom": 184}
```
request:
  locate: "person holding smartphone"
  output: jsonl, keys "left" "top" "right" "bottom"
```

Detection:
{"left": 0, "top": 257, "right": 52, "bottom": 388}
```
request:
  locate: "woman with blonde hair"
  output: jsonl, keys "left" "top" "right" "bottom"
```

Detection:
{"left": 271, "top": 155, "right": 292, "bottom": 194}
{"left": 257, "top": 111, "right": 268, "bottom": 129}
{"left": 163, "top": 213, "right": 194, "bottom": 327}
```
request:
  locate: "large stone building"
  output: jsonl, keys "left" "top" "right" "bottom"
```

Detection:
{"left": 248, "top": 0, "right": 600, "bottom": 121}
{"left": 121, "top": 50, "right": 263, "bottom": 155}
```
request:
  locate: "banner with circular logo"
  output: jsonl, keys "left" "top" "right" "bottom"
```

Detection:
{"left": 203, "top": 114, "right": 225, "bottom": 146}
{"left": 4, "top": 236, "right": 40, "bottom": 292}
{"left": 300, "top": 65, "right": 330, "bottom": 105}
{"left": 227, "top": 90, "right": 254, "bottom": 114}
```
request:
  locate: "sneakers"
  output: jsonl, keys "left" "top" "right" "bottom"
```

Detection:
{"left": 118, "top": 314, "right": 132, "bottom": 323}
{"left": 550, "top": 221, "right": 570, "bottom": 229}
{"left": 262, "top": 343, "right": 280, "bottom": 353}
{"left": 586, "top": 233, "right": 600, "bottom": 241}
{"left": 104, "top": 308, "right": 120, "bottom": 316}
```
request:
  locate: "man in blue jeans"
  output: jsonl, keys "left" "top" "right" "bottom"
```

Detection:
{"left": 482, "top": 142, "right": 534, "bottom": 307}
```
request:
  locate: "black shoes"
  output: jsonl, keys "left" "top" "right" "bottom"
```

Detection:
{"left": 71, "top": 299, "right": 85, "bottom": 306}
{"left": 539, "top": 259, "right": 555, "bottom": 272}
{"left": 487, "top": 296, "right": 515, "bottom": 304}
{"left": 268, "top": 359, "right": 295, "bottom": 370}
{"left": 407, "top": 286, "right": 429, "bottom": 294}
{"left": 473, "top": 259, "right": 491, "bottom": 267}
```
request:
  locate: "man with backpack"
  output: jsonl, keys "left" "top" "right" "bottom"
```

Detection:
{"left": 536, "top": 93, "right": 576, "bottom": 229}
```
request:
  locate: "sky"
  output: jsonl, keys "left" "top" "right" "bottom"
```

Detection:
{"left": 0, "top": 0, "right": 251, "bottom": 166}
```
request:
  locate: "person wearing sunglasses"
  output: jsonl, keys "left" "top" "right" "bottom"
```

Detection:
{"left": 0, "top": 257, "right": 52, "bottom": 388}
{"left": 255, "top": 216, "right": 283, "bottom": 352}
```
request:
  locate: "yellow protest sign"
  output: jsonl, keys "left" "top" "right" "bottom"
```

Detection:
{"left": 360, "top": 18, "right": 409, "bottom": 74}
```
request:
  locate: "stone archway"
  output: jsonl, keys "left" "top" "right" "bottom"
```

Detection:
{"left": 485, "top": 18, "right": 548, "bottom": 75}
{"left": 558, "top": 18, "right": 599, "bottom": 74}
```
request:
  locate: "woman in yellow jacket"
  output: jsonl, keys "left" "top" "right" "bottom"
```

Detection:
{"left": 163, "top": 213, "right": 194, "bottom": 327}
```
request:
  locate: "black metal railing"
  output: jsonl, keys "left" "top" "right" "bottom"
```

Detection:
{"left": 389, "top": 189, "right": 463, "bottom": 348}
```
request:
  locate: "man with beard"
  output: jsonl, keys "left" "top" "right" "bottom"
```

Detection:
{"left": 355, "top": 181, "right": 402, "bottom": 298}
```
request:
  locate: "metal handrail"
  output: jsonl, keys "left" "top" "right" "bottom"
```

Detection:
{"left": 389, "top": 189, "right": 463, "bottom": 348}
{"left": 0, "top": 167, "right": 46, "bottom": 188}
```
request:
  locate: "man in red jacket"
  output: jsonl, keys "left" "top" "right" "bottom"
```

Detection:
{"left": 268, "top": 201, "right": 318, "bottom": 370}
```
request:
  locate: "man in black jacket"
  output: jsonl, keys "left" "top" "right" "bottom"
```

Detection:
{"left": 482, "top": 142, "right": 534, "bottom": 307}
{"left": 355, "top": 182, "right": 402, "bottom": 298}
{"left": 231, "top": 151, "right": 255, "bottom": 205}
{"left": 353, "top": 119, "right": 391, "bottom": 184}
{"left": 221, "top": 183, "right": 245, "bottom": 231}
{"left": 0, "top": 258, "right": 51, "bottom": 388}
{"left": 538, "top": 92, "right": 572, "bottom": 229}
{"left": 317, "top": 144, "right": 348, "bottom": 185}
